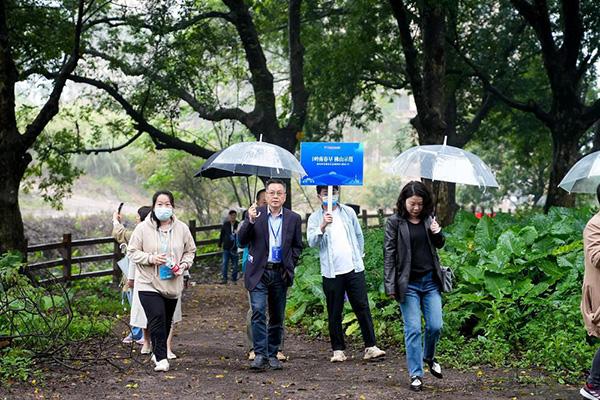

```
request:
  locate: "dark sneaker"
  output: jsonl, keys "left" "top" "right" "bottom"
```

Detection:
{"left": 581, "top": 383, "right": 600, "bottom": 400}
{"left": 268, "top": 357, "right": 283, "bottom": 370}
{"left": 425, "top": 358, "right": 443, "bottom": 379}
{"left": 410, "top": 376, "right": 423, "bottom": 392}
{"left": 250, "top": 354, "right": 268, "bottom": 371}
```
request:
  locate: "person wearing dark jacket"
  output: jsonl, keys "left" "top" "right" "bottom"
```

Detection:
{"left": 238, "top": 179, "right": 303, "bottom": 371}
{"left": 384, "top": 181, "right": 445, "bottom": 392}
{"left": 219, "top": 210, "right": 239, "bottom": 284}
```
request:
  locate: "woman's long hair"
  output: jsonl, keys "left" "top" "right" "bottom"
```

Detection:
{"left": 151, "top": 190, "right": 175, "bottom": 229}
{"left": 395, "top": 181, "right": 434, "bottom": 219}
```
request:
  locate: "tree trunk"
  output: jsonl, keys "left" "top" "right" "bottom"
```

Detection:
{"left": 260, "top": 126, "right": 299, "bottom": 210}
{"left": 544, "top": 128, "right": 581, "bottom": 212}
{"left": 0, "top": 143, "right": 29, "bottom": 254}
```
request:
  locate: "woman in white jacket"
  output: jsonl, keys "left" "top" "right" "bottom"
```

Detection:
{"left": 128, "top": 190, "right": 196, "bottom": 372}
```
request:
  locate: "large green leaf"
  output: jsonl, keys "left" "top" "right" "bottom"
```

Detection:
{"left": 483, "top": 271, "right": 511, "bottom": 299}
{"left": 289, "top": 303, "right": 307, "bottom": 324}
{"left": 345, "top": 321, "right": 360, "bottom": 336}
{"left": 475, "top": 217, "right": 495, "bottom": 252}
{"left": 518, "top": 226, "right": 538, "bottom": 246}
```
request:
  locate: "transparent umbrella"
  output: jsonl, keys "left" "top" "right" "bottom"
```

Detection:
{"left": 558, "top": 150, "right": 600, "bottom": 193}
{"left": 194, "top": 141, "right": 307, "bottom": 179}
{"left": 387, "top": 138, "right": 499, "bottom": 188}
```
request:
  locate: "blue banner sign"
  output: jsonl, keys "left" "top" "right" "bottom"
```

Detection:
{"left": 300, "top": 142, "right": 364, "bottom": 186}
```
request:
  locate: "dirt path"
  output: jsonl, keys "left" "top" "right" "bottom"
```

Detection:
{"left": 0, "top": 280, "right": 581, "bottom": 400}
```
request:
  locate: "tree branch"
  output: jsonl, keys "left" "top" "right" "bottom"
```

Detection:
{"left": 450, "top": 41, "right": 552, "bottom": 124}
{"left": 84, "top": 48, "right": 253, "bottom": 126}
{"left": 56, "top": 131, "right": 144, "bottom": 155}
{"left": 559, "top": 0, "right": 583, "bottom": 70}
{"left": 510, "top": 0, "right": 557, "bottom": 59}
{"left": 0, "top": 0, "right": 19, "bottom": 137}
{"left": 360, "top": 75, "right": 408, "bottom": 90}
{"left": 84, "top": 10, "right": 233, "bottom": 33}
{"left": 286, "top": 0, "right": 308, "bottom": 132}
{"left": 223, "top": 0, "right": 277, "bottom": 133}
{"left": 22, "top": 0, "right": 86, "bottom": 149}
{"left": 388, "top": 0, "right": 424, "bottom": 109}
{"left": 64, "top": 74, "right": 216, "bottom": 159}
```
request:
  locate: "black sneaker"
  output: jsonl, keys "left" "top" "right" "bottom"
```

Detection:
{"left": 250, "top": 354, "right": 268, "bottom": 371}
{"left": 410, "top": 376, "right": 423, "bottom": 392}
{"left": 268, "top": 357, "right": 283, "bottom": 370}
{"left": 424, "top": 358, "right": 443, "bottom": 379}
{"left": 581, "top": 383, "right": 600, "bottom": 400}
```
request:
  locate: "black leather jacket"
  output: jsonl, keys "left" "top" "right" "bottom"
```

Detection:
{"left": 383, "top": 214, "right": 445, "bottom": 303}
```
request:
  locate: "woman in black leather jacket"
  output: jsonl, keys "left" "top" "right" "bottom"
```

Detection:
{"left": 383, "top": 181, "right": 445, "bottom": 392}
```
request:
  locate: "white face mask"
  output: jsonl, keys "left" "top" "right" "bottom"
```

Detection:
{"left": 154, "top": 207, "right": 173, "bottom": 221}
{"left": 322, "top": 194, "right": 339, "bottom": 207}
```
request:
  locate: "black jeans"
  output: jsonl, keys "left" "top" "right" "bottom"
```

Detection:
{"left": 589, "top": 346, "right": 600, "bottom": 386}
{"left": 322, "top": 270, "right": 376, "bottom": 351}
{"left": 139, "top": 291, "right": 178, "bottom": 362}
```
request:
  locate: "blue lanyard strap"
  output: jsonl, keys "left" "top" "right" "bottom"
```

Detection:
{"left": 269, "top": 214, "right": 283, "bottom": 242}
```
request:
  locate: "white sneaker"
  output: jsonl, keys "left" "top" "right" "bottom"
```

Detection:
{"left": 154, "top": 359, "right": 169, "bottom": 372}
{"left": 330, "top": 350, "right": 347, "bottom": 362}
{"left": 167, "top": 351, "right": 177, "bottom": 360}
{"left": 151, "top": 354, "right": 157, "bottom": 365}
{"left": 363, "top": 346, "right": 386, "bottom": 360}
{"left": 248, "top": 350, "right": 256, "bottom": 361}
{"left": 141, "top": 343, "right": 152, "bottom": 354}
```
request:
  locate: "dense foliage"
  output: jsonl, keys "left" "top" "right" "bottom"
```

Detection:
{"left": 287, "top": 208, "right": 595, "bottom": 382}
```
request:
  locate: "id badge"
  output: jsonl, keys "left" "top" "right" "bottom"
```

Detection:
{"left": 271, "top": 246, "right": 282, "bottom": 262}
{"left": 159, "top": 264, "right": 174, "bottom": 280}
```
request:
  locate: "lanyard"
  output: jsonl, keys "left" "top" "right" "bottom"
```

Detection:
{"left": 269, "top": 214, "right": 283, "bottom": 243}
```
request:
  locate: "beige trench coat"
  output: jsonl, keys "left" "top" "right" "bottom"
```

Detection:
{"left": 582, "top": 213, "right": 600, "bottom": 337}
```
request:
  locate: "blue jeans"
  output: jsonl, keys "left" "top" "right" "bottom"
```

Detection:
{"left": 399, "top": 271, "right": 443, "bottom": 377}
{"left": 249, "top": 269, "right": 288, "bottom": 358}
{"left": 222, "top": 249, "right": 239, "bottom": 282}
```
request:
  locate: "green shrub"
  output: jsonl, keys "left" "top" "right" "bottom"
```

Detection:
{"left": 288, "top": 208, "right": 596, "bottom": 382}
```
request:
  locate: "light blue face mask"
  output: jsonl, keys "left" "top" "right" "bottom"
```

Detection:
{"left": 154, "top": 207, "right": 173, "bottom": 221}
{"left": 322, "top": 194, "right": 339, "bottom": 208}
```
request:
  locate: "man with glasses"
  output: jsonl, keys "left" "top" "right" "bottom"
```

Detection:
{"left": 238, "top": 179, "right": 303, "bottom": 371}
{"left": 307, "top": 185, "right": 386, "bottom": 363}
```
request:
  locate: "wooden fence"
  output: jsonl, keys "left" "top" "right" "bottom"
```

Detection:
{"left": 24, "top": 209, "right": 392, "bottom": 284}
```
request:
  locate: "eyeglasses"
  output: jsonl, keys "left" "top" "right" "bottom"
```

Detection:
{"left": 267, "top": 191, "right": 285, "bottom": 197}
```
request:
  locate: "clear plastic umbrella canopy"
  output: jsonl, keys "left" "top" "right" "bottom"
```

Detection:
{"left": 196, "top": 141, "right": 307, "bottom": 179}
{"left": 387, "top": 142, "right": 499, "bottom": 188}
{"left": 558, "top": 150, "right": 600, "bottom": 193}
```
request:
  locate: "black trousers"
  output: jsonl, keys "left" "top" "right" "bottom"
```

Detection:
{"left": 322, "top": 270, "right": 376, "bottom": 351}
{"left": 139, "top": 291, "right": 178, "bottom": 362}
{"left": 588, "top": 346, "right": 600, "bottom": 386}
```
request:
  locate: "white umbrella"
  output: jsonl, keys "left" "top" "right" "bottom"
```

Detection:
{"left": 386, "top": 138, "right": 499, "bottom": 188}
{"left": 558, "top": 150, "right": 600, "bottom": 193}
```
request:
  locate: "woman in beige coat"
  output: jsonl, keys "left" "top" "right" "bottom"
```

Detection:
{"left": 128, "top": 190, "right": 196, "bottom": 372}
{"left": 581, "top": 191, "right": 600, "bottom": 400}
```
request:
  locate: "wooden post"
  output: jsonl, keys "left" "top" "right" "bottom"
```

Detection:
{"left": 62, "top": 233, "right": 72, "bottom": 282}
{"left": 189, "top": 219, "right": 197, "bottom": 244}
{"left": 113, "top": 239, "right": 121, "bottom": 284}
{"left": 362, "top": 209, "right": 368, "bottom": 227}
{"left": 378, "top": 208, "right": 384, "bottom": 227}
